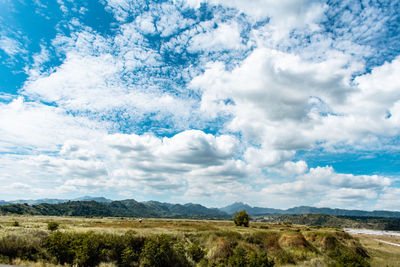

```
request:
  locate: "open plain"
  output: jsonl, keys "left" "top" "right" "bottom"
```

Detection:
{"left": 0, "top": 215, "right": 399, "bottom": 266}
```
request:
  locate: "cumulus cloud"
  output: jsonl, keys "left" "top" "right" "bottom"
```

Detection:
{"left": 0, "top": 130, "right": 249, "bottom": 200}
{"left": 191, "top": 48, "right": 356, "bottom": 152}
{"left": 191, "top": 48, "right": 400, "bottom": 158}
{"left": 260, "top": 166, "right": 391, "bottom": 209}
{"left": 188, "top": 21, "right": 245, "bottom": 52}
{"left": 0, "top": 97, "right": 106, "bottom": 152}
{"left": 182, "top": 0, "right": 326, "bottom": 41}
{"left": 375, "top": 188, "right": 400, "bottom": 211}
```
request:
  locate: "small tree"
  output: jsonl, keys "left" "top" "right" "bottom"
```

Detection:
{"left": 233, "top": 210, "right": 250, "bottom": 227}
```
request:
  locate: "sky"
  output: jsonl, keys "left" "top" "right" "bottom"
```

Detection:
{"left": 0, "top": 0, "right": 400, "bottom": 210}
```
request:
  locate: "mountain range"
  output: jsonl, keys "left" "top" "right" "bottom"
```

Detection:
{"left": 0, "top": 196, "right": 112, "bottom": 206}
{"left": 1, "top": 198, "right": 400, "bottom": 218}
{"left": 220, "top": 202, "right": 400, "bottom": 218}
{"left": 0, "top": 198, "right": 227, "bottom": 219}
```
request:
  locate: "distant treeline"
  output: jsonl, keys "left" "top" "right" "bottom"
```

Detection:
{"left": 3, "top": 198, "right": 400, "bottom": 219}
{"left": 0, "top": 200, "right": 229, "bottom": 219}
{"left": 2, "top": 200, "right": 400, "bottom": 230}
{"left": 258, "top": 214, "right": 400, "bottom": 231}
{"left": 221, "top": 202, "right": 400, "bottom": 218}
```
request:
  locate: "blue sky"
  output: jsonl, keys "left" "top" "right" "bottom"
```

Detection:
{"left": 0, "top": 0, "right": 400, "bottom": 210}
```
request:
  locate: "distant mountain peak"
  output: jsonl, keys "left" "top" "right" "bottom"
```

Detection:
{"left": 74, "top": 196, "right": 112, "bottom": 202}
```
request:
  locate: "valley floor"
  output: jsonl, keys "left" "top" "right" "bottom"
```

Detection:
{"left": 0, "top": 215, "right": 399, "bottom": 266}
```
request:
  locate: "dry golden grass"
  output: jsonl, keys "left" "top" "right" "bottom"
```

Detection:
{"left": 354, "top": 233, "right": 400, "bottom": 267}
{"left": 0, "top": 215, "right": 392, "bottom": 266}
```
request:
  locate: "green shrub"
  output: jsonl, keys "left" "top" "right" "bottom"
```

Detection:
{"left": 247, "top": 251, "right": 274, "bottom": 267}
{"left": 47, "top": 222, "right": 59, "bottom": 231}
{"left": 73, "top": 232, "right": 103, "bottom": 267}
{"left": 244, "top": 232, "right": 268, "bottom": 247}
{"left": 12, "top": 221, "right": 19, "bottom": 227}
{"left": 121, "top": 247, "right": 139, "bottom": 266}
{"left": 233, "top": 210, "right": 250, "bottom": 227}
{"left": 139, "top": 234, "right": 189, "bottom": 267}
{"left": 228, "top": 247, "right": 275, "bottom": 267}
{"left": 45, "top": 231, "right": 146, "bottom": 267}
{"left": 45, "top": 231, "right": 76, "bottom": 265}
{"left": 275, "top": 250, "right": 295, "bottom": 265}
{"left": 228, "top": 246, "right": 247, "bottom": 267}
{"left": 173, "top": 242, "right": 190, "bottom": 267}
{"left": 188, "top": 243, "right": 205, "bottom": 262}
{"left": 0, "top": 233, "right": 47, "bottom": 263}
{"left": 328, "top": 249, "right": 370, "bottom": 267}
{"left": 117, "top": 231, "right": 144, "bottom": 266}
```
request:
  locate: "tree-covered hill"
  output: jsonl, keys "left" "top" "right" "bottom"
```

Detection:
{"left": 0, "top": 200, "right": 229, "bottom": 219}
{"left": 220, "top": 202, "right": 400, "bottom": 218}
{"left": 256, "top": 213, "right": 400, "bottom": 231}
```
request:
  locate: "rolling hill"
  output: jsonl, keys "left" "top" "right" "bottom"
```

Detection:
{"left": 220, "top": 202, "right": 400, "bottom": 218}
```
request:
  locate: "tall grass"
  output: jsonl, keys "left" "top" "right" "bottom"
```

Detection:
{"left": 0, "top": 216, "right": 372, "bottom": 266}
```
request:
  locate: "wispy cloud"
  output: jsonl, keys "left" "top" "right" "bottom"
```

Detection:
{"left": 0, "top": 36, "right": 26, "bottom": 57}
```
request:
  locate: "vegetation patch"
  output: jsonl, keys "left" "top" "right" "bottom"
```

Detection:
{"left": 0, "top": 216, "right": 381, "bottom": 266}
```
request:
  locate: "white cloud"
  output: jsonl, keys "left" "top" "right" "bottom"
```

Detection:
{"left": 282, "top": 161, "right": 308, "bottom": 175}
{"left": 0, "top": 97, "right": 106, "bottom": 152}
{"left": 0, "top": 36, "right": 26, "bottom": 56}
{"left": 135, "top": 13, "right": 156, "bottom": 34}
{"left": 155, "top": 3, "right": 195, "bottom": 37}
{"left": 188, "top": 21, "right": 245, "bottom": 52}
{"left": 182, "top": 0, "right": 326, "bottom": 41}
{"left": 303, "top": 166, "right": 391, "bottom": 189}
{"left": 22, "top": 27, "right": 202, "bottom": 132}
{"left": 191, "top": 48, "right": 400, "bottom": 161}
{"left": 260, "top": 166, "right": 391, "bottom": 209}
{"left": 0, "top": 129, "right": 249, "bottom": 200}
{"left": 191, "top": 48, "right": 356, "bottom": 153}
{"left": 104, "top": 0, "right": 134, "bottom": 22}
{"left": 317, "top": 188, "right": 378, "bottom": 208}
{"left": 56, "top": 0, "right": 68, "bottom": 13}
{"left": 375, "top": 188, "right": 400, "bottom": 211}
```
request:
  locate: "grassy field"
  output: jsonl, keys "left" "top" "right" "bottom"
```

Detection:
{"left": 0, "top": 215, "right": 397, "bottom": 266}
{"left": 351, "top": 233, "right": 400, "bottom": 267}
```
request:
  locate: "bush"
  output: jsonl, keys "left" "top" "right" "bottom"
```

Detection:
{"left": 121, "top": 247, "right": 139, "bottom": 266}
{"left": 45, "top": 231, "right": 76, "bottom": 265}
{"left": 248, "top": 251, "right": 274, "bottom": 267}
{"left": 45, "top": 230, "right": 147, "bottom": 267}
{"left": 228, "top": 246, "right": 247, "bottom": 267}
{"left": 275, "top": 250, "right": 295, "bottom": 265}
{"left": 244, "top": 232, "right": 268, "bottom": 246}
{"left": 188, "top": 243, "right": 205, "bottom": 262}
{"left": 47, "top": 222, "right": 59, "bottom": 231}
{"left": 228, "top": 247, "right": 275, "bottom": 267}
{"left": 12, "top": 221, "right": 20, "bottom": 227}
{"left": 233, "top": 210, "right": 250, "bottom": 227}
{"left": 118, "top": 231, "right": 144, "bottom": 266}
{"left": 73, "top": 232, "right": 103, "bottom": 267}
{"left": 139, "top": 234, "right": 189, "bottom": 267}
{"left": 0, "top": 233, "right": 47, "bottom": 263}
{"left": 329, "top": 249, "right": 370, "bottom": 267}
